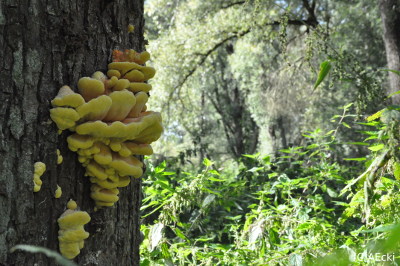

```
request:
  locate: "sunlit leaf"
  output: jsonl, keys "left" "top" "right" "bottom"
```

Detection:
{"left": 208, "top": 177, "right": 224, "bottom": 182}
{"left": 268, "top": 173, "right": 278, "bottom": 178}
{"left": 342, "top": 122, "right": 351, "bottom": 128}
{"left": 368, "top": 144, "right": 384, "bottom": 151}
{"left": 149, "top": 223, "right": 164, "bottom": 251}
{"left": 360, "top": 224, "right": 398, "bottom": 233}
{"left": 393, "top": 162, "right": 400, "bottom": 180}
{"left": 242, "top": 153, "right": 260, "bottom": 159}
{"left": 313, "top": 60, "right": 331, "bottom": 89}
{"left": 367, "top": 109, "right": 385, "bottom": 122}
{"left": 203, "top": 158, "right": 214, "bottom": 167}
{"left": 208, "top": 169, "right": 220, "bottom": 175}
{"left": 344, "top": 157, "right": 366, "bottom": 161}
{"left": 289, "top": 253, "right": 303, "bottom": 266}
{"left": 162, "top": 171, "right": 176, "bottom": 176}
{"left": 326, "top": 187, "right": 338, "bottom": 198}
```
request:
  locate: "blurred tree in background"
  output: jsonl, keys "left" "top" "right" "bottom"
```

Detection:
{"left": 144, "top": 0, "right": 386, "bottom": 165}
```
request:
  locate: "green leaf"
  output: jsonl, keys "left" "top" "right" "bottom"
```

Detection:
{"left": 313, "top": 60, "right": 331, "bottom": 89}
{"left": 154, "top": 181, "right": 174, "bottom": 192}
{"left": 306, "top": 144, "right": 318, "bottom": 149}
{"left": 387, "top": 90, "right": 400, "bottom": 99}
{"left": 346, "top": 142, "right": 369, "bottom": 146}
{"left": 161, "top": 242, "right": 172, "bottom": 259}
{"left": 162, "top": 171, "right": 176, "bottom": 176}
{"left": 380, "top": 68, "right": 400, "bottom": 76}
{"left": 342, "top": 102, "right": 354, "bottom": 110}
{"left": 344, "top": 157, "right": 367, "bottom": 161}
{"left": 366, "top": 109, "right": 385, "bottom": 122}
{"left": 208, "top": 177, "right": 224, "bottom": 182}
{"left": 342, "top": 122, "right": 351, "bottom": 128}
{"left": 225, "top": 215, "right": 242, "bottom": 221}
{"left": 247, "top": 167, "right": 264, "bottom": 173}
{"left": 149, "top": 223, "right": 164, "bottom": 251}
{"left": 326, "top": 187, "right": 338, "bottom": 198}
{"left": 202, "top": 194, "right": 216, "bottom": 208}
{"left": 268, "top": 173, "right": 278, "bottom": 178}
{"left": 10, "top": 245, "right": 78, "bottom": 266}
{"left": 360, "top": 224, "right": 398, "bottom": 233}
{"left": 289, "top": 254, "right": 303, "bottom": 266}
{"left": 394, "top": 162, "right": 400, "bottom": 180}
{"left": 324, "top": 130, "right": 335, "bottom": 136}
{"left": 242, "top": 153, "right": 260, "bottom": 159}
{"left": 368, "top": 144, "right": 384, "bottom": 152}
{"left": 208, "top": 169, "right": 220, "bottom": 175}
{"left": 203, "top": 158, "right": 213, "bottom": 167}
{"left": 173, "top": 228, "right": 189, "bottom": 242}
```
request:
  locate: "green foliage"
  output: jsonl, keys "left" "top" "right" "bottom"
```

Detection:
{"left": 141, "top": 99, "right": 400, "bottom": 265}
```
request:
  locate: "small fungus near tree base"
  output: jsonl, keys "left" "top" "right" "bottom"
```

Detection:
{"left": 33, "top": 162, "right": 46, "bottom": 192}
{"left": 58, "top": 201, "right": 90, "bottom": 259}
{"left": 57, "top": 149, "right": 63, "bottom": 164}
{"left": 55, "top": 185, "right": 62, "bottom": 198}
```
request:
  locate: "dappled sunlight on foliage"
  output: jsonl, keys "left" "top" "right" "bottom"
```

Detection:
{"left": 140, "top": 102, "right": 400, "bottom": 264}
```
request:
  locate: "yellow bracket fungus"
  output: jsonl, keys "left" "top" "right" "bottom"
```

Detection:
{"left": 67, "top": 199, "right": 78, "bottom": 210}
{"left": 57, "top": 149, "right": 63, "bottom": 164}
{"left": 102, "top": 90, "right": 136, "bottom": 121}
{"left": 128, "top": 82, "right": 152, "bottom": 93}
{"left": 76, "top": 95, "right": 112, "bottom": 121}
{"left": 78, "top": 77, "right": 105, "bottom": 102}
{"left": 50, "top": 49, "right": 163, "bottom": 208}
{"left": 128, "top": 91, "right": 148, "bottom": 118}
{"left": 51, "top": 86, "right": 85, "bottom": 108}
{"left": 50, "top": 108, "right": 80, "bottom": 131}
{"left": 58, "top": 202, "right": 90, "bottom": 259}
{"left": 107, "top": 69, "right": 121, "bottom": 79}
{"left": 55, "top": 185, "right": 62, "bottom": 198}
{"left": 91, "top": 71, "right": 107, "bottom": 82}
{"left": 128, "top": 24, "right": 135, "bottom": 33}
{"left": 33, "top": 162, "right": 46, "bottom": 192}
{"left": 90, "top": 184, "right": 119, "bottom": 207}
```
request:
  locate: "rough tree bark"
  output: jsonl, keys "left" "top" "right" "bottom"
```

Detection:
{"left": 0, "top": 0, "right": 145, "bottom": 265}
{"left": 379, "top": 0, "right": 400, "bottom": 103}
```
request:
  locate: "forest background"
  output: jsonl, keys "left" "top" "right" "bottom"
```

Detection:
{"left": 139, "top": 0, "right": 400, "bottom": 265}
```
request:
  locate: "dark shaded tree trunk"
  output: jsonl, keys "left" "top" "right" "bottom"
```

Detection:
{"left": 0, "top": 0, "right": 145, "bottom": 265}
{"left": 379, "top": 0, "right": 400, "bottom": 103}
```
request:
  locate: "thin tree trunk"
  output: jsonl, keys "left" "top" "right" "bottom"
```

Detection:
{"left": 379, "top": 0, "right": 400, "bottom": 103}
{"left": 0, "top": 1, "right": 145, "bottom": 265}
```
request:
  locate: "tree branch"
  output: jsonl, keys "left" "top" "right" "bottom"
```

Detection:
{"left": 301, "top": 0, "right": 318, "bottom": 27}
{"left": 220, "top": 1, "right": 246, "bottom": 10}
{"left": 164, "top": 29, "right": 251, "bottom": 108}
{"left": 163, "top": 10, "right": 319, "bottom": 110}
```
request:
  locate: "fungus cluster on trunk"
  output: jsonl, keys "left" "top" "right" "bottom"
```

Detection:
{"left": 50, "top": 49, "right": 162, "bottom": 208}
{"left": 48, "top": 50, "right": 162, "bottom": 259}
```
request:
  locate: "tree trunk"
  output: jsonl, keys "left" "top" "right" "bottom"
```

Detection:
{"left": 0, "top": 0, "right": 145, "bottom": 265}
{"left": 379, "top": 0, "right": 400, "bottom": 103}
